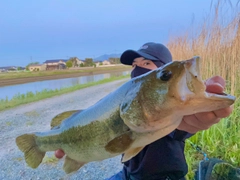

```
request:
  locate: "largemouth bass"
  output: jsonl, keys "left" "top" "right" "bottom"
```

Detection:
{"left": 16, "top": 56, "right": 235, "bottom": 174}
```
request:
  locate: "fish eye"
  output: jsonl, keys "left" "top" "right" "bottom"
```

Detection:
{"left": 160, "top": 70, "right": 172, "bottom": 81}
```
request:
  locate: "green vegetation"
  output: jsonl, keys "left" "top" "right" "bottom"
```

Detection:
{"left": 13, "top": 157, "right": 23, "bottom": 162}
{"left": 42, "top": 155, "right": 59, "bottom": 165}
{"left": 66, "top": 61, "right": 73, "bottom": 68}
{"left": 167, "top": 1, "right": 240, "bottom": 179}
{"left": 84, "top": 58, "right": 95, "bottom": 67}
{"left": 109, "top": 57, "right": 120, "bottom": 64}
{"left": 25, "top": 121, "right": 34, "bottom": 126}
{"left": 5, "top": 121, "right": 12, "bottom": 126}
{"left": 0, "top": 75, "right": 130, "bottom": 112}
{"left": 185, "top": 96, "right": 240, "bottom": 179}
{"left": 67, "top": 57, "right": 79, "bottom": 67}
{"left": 24, "top": 110, "right": 40, "bottom": 118}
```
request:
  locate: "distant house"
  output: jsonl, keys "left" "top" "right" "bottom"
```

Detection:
{"left": 95, "top": 60, "right": 111, "bottom": 67}
{"left": 0, "top": 66, "right": 15, "bottom": 72}
{"left": 76, "top": 59, "right": 85, "bottom": 66}
{"left": 102, "top": 60, "right": 111, "bottom": 65}
{"left": 68, "top": 57, "right": 85, "bottom": 67}
{"left": 0, "top": 66, "right": 25, "bottom": 72}
{"left": 43, "top": 59, "right": 67, "bottom": 70}
{"left": 28, "top": 64, "right": 45, "bottom": 71}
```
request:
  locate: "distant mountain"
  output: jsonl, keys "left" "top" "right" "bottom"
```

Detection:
{"left": 94, "top": 53, "right": 121, "bottom": 61}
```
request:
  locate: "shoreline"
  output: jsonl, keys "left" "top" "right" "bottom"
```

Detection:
{"left": 0, "top": 67, "right": 131, "bottom": 87}
{"left": 0, "top": 75, "right": 130, "bottom": 111}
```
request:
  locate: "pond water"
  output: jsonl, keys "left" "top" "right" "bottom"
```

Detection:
{"left": 0, "top": 71, "right": 130, "bottom": 100}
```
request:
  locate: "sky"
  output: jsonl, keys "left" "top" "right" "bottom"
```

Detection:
{"left": 0, "top": 0, "right": 238, "bottom": 67}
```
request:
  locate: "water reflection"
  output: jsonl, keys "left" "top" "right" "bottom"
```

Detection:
{"left": 0, "top": 71, "right": 130, "bottom": 100}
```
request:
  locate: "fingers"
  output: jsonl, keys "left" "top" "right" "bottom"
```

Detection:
{"left": 178, "top": 113, "right": 220, "bottom": 134}
{"left": 177, "top": 118, "right": 200, "bottom": 134}
{"left": 205, "top": 83, "right": 224, "bottom": 93}
{"left": 178, "top": 105, "right": 233, "bottom": 134}
{"left": 212, "top": 105, "right": 234, "bottom": 118}
{"left": 194, "top": 112, "right": 220, "bottom": 125}
{"left": 205, "top": 76, "right": 225, "bottom": 93}
{"left": 55, "top": 149, "right": 65, "bottom": 159}
{"left": 205, "top": 76, "right": 225, "bottom": 87}
{"left": 177, "top": 76, "right": 233, "bottom": 134}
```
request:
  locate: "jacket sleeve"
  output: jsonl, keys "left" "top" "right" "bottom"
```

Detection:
{"left": 168, "top": 129, "right": 194, "bottom": 141}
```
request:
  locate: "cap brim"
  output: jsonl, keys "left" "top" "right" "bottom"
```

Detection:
{"left": 120, "top": 50, "right": 158, "bottom": 65}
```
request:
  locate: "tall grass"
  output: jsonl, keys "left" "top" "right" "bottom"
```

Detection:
{"left": 167, "top": 0, "right": 240, "bottom": 179}
{"left": 168, "top": 0, "right": 240, "bottom": 95}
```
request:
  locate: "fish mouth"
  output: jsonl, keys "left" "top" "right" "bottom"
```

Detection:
{"left": 209, "top": 92, "right": 228, "bottom": 96}
{"left": 180, "top": 56, "right": 205, "bottom": 98}
{"left": 184, "top": 56, "right": 235, "bottom": 102}
{"left": 205, "top": 91, "right": 236, "bottom": 101}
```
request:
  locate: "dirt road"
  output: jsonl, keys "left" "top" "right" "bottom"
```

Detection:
{"left": 0, "top": 79, "right": 128, "bottom": 180}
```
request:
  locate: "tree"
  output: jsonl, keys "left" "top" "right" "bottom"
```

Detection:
{"left": 68, "top": 57, "right": 79, "bottom": 67}
{"left": 27, "top": 62, "right": 39, "bottom": 66}
{"left": 109, "top": 57, "right": 120, "bottom": 64}
{"left": 66, "top": 61, "right": 72, "bottom": 68}
{"left": 80, "top": 63, "right": 84, "bottom": 67}
{"left": 85, "top": 58, "right": 94, "bottom": 67}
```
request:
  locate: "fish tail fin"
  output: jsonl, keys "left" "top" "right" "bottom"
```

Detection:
{"left": 16, "top": 134, "right": 46, "bottom": 168}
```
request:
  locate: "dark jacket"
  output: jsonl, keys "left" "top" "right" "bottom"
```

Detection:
{"left": 122, "top": 130, "right": 193, "bottom": 180}
{"left": 108, "top": 130, "right": 193, "bottom": 180}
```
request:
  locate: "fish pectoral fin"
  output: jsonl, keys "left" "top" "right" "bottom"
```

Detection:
{"left": 51, "top": 110, "right": 82, "bottom": 129}
{"left": 16, "top": 134, "right": 45, "bottom": 168}
{"left": 105, "top": 131, "right": 134, "bottom": 154}
{"left": 63, "top": 156, "right": 85, "bottom": 174}
{"left": 122, "top": 147, "right": 144, "bottom": 162}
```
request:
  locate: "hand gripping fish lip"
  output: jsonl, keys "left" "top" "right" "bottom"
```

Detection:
{"left": 182, "top": 56, "right": 235, "bottom": 102}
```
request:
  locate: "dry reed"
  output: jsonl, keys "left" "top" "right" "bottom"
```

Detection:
{"left": 167, "top": 0, "right": 240, "bottom": 95}
{"left": 166, "top": 1, "right": 240, "bottom": 179}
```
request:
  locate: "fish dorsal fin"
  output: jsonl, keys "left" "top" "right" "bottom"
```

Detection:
{"left": 50, "top": 110, "right": 82, "bottom": 129}
{"left": 122, "top": 147, "right": 144, "bottom": 162}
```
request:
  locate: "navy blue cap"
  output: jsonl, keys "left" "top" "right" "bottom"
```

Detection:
{"left": 120, "top": 42, "right": 172, "bottom": 65}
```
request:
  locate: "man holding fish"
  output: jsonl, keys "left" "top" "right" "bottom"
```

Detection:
{"left": 54, "top": 42, "right": 233, "bottom": 180}
{"left": 16, "top": 42, "right": 234, "bottom": 180}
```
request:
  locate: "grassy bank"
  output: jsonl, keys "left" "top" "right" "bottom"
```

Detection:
{"left": 0, "top": 75, "right": 130, "bottom": 112}
{"left": 185, "top": 96, "right": 240, "bottom": 179}
{"left": 167, "top": 0, "right": 240, "bottom": 179}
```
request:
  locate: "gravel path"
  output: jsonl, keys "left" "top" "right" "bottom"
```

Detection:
{"left": 0, "top": 79, "right": 129, "bottom": 180}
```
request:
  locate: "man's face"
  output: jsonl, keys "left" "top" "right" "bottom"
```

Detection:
{"left": 132, "top": 57, "right": 158, "bottom": 70}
